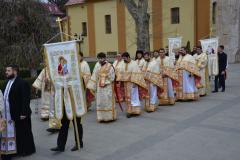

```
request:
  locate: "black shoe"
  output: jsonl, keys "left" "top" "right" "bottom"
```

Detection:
{"left": 50, "top": 147, "right": 64, "bottom": 152}
{"left": 221, "top": 90, "right": 225, "bottom": 92}
{"left": 71, "top": 142, "right": 83, "bottom": 152}
{"left": 71, "top": 146, "right": 79, "bottom": 152}
{"left": 126, "top": 114, "right": 132, "bottom": 118}
{"left": 212, "top": 90, "right": 218, "bottom": 93}
{"left": 47, "top": 128, "right": 60, "bottom": 133}
{"left": 41, "top": 117, "right": 49, "bottom": 121}
{"left": 80, "top": 141, "right": 83, "bottom": 148}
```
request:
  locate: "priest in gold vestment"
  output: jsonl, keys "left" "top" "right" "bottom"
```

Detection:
{"left": 142, "top": 52, "right": 163, "bottom": 112}
{"left": 87, "top": 52, "right": 116, "bottom": 122}
{"left": 195, "top": 46, "right": 209, "bottom": 96}
{"left": 113, "top": 53, "right": 123, "bottom": 69}
{"left": 135, "top": 50, "right": 145, "bottom": 70}
{"left": 152, "top": 50, "right": 160, "bottom": 62}
{"left": 116, "top": 52, "right": 147, "bottom": 118}
{"left": 33, "top": 68, "right": 61, "bottom": 132}
{"left": 158, "top": 48, "right": 178, "bottom": 105}
{"left": 175, "top": 47, "right": 201, "bottom": 101}
{"left": 113, "top": 53, "right": 124, "bottom": 102}
{"left": 79, "top": 52, "right": 94, "bottom": 108}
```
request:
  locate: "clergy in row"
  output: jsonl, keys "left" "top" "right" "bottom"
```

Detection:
{"left": 175, "top": 47, "right": 202, "bottom": 101}
{"left": 87, "top": 52, "right": 117, "bottom": 122}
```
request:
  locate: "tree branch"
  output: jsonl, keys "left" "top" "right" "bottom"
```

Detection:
{"left": 123, "top": 0, "right": 138, "bottom": 20}
{"left": 138, "top": 0, "right": 148, "bottom": 16}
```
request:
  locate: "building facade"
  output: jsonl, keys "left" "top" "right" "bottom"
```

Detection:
{"left": 62, "top": 0, "right": 210, "bottom": 57}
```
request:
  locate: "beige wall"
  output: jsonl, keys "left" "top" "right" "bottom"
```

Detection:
{"left": 162, "top": 0, "right": 195, "bottom": 48}
{"left": 66, "top": 0, "right": 210, "bottom": 57}
{"left": 67, "top": 5, "right": 89, "bottom": 56}
{"left": 93, "top": 1, "right": 118, "bottom": 54}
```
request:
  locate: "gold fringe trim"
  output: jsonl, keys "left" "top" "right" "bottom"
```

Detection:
{"left": 145, "top": 104, "right": 157, "bottom": 112}
{"left": 159, "top": 98, "right": 175, "bottom": 105}
{"left": 177, "top": 92, "right": 199, "bottom": 101}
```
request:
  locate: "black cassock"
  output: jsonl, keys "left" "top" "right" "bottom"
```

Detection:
{"left": 3, "top": 77, "right": 36, "bottom": 156}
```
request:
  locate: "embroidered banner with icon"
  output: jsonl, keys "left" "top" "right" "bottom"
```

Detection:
{"left": 200, "top": 38, "right": 219, "bottom": 76}
{"left": 168, "top": 37, "right": 182, "bottom": 63}
{"left": 44, "top": 40, "right": 87, "bottom": 120}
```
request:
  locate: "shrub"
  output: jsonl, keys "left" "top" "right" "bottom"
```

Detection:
{"left": 0, "top": 77, "right": 39, "bottom": 99}
{"left": 89, "top": 62, "right": 96, "bottom": 73}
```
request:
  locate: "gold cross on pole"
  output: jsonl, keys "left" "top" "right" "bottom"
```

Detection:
{"left": 56, "top": 17, "right": 63, "bottom": 42}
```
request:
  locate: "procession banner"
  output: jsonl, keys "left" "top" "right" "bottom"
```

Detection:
{"left": 200, "top": 38, "right": 219, "bottom": 76}
{"left": 168, "top": 37, "right": 182, "bottom": 63}
{"left": 44, "top": 40, "right": 87, "bottom": 120}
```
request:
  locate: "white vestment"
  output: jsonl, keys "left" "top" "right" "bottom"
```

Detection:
{"left": 1, "top": 80, "right": 17, "bottom": 155}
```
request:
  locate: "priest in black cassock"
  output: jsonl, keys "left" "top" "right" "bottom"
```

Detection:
{"left": 1, "top": 65, "right": 35, "bottom": 160}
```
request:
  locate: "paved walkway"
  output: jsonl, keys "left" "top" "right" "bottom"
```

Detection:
{"left": 19, "top": 64, "right": 240, "bottom": 160}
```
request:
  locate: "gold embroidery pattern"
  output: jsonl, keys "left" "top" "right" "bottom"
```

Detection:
{"left": 162, "top": 67, "right": 179, "bottom": 82}
{"left": 176, "top": 61, "right": 201, "bottom": 77}
{"left": 116, "top": 72, "right": 147, "bottom": 89}
{"left": 159, "top": 78, "right": 176, "bottom": 105}
{"left": 144, "top": 71, "right": 163, "bottom": 88}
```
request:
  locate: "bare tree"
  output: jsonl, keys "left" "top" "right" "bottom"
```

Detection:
{"left": 123, "top": 0, "right": 150, "bottom": 51}
{"left": 0, "top": 0, "right": 55, "bottom": 76}
{"left": 48, "top": 0, "right": 68, "bottom": 13}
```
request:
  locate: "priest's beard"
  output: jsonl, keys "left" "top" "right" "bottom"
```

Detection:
{"left": 175, "top": 55, "right": 179, "bottom": 59}
{"left": 100, "top": 61, "right": 106, "bottom": 66}
{"left": 160, "top": 55, "right": 165, "bottom": 59}
{"left": 6, "top": 74, "right": 15, "bottom": 80}
{"left": 145, "top": 59, "right": 150, "bottom": 62}
{"left": 181, "top": 53, "right": 186, "bottom": 56}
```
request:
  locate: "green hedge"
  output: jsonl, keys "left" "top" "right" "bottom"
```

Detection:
{"left": 0, "top": 69, "right": 30, "bottom": 79}
{"left": 89, "top": 62, "right": 96, "bottom": 73}
{"left": 0, "top": 80, "right": 5, "bottom": 90}
{"left": 0, "top": 69, "right": 43, "bottom": 80}
{"left": 0, "top": 62, "right": 97, "bottom": 98}
{"left": 0, "top": 78, "right": 35, "bottom": 89}
{"left": 0, "top": 77, "right": 39, "bottom": 99}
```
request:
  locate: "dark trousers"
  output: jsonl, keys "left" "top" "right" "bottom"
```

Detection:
{"left": 1, "top": 155, "right": 12, "bottom": 160}
{"left": 15, "top": 117, "right": 36, "bottom": 156}
{"left": 214, "top": 74, "right": 225, "bottom": 91}
{"left": 57, "top": 110, "right": 83, "bottom": 149}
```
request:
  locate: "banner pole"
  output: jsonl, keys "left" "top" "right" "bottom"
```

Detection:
{"left": 56, "top": 17, "right": 64, "bottom": 42}
{"left": 70, "top": 88, "right": 81, "bottom": 150}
